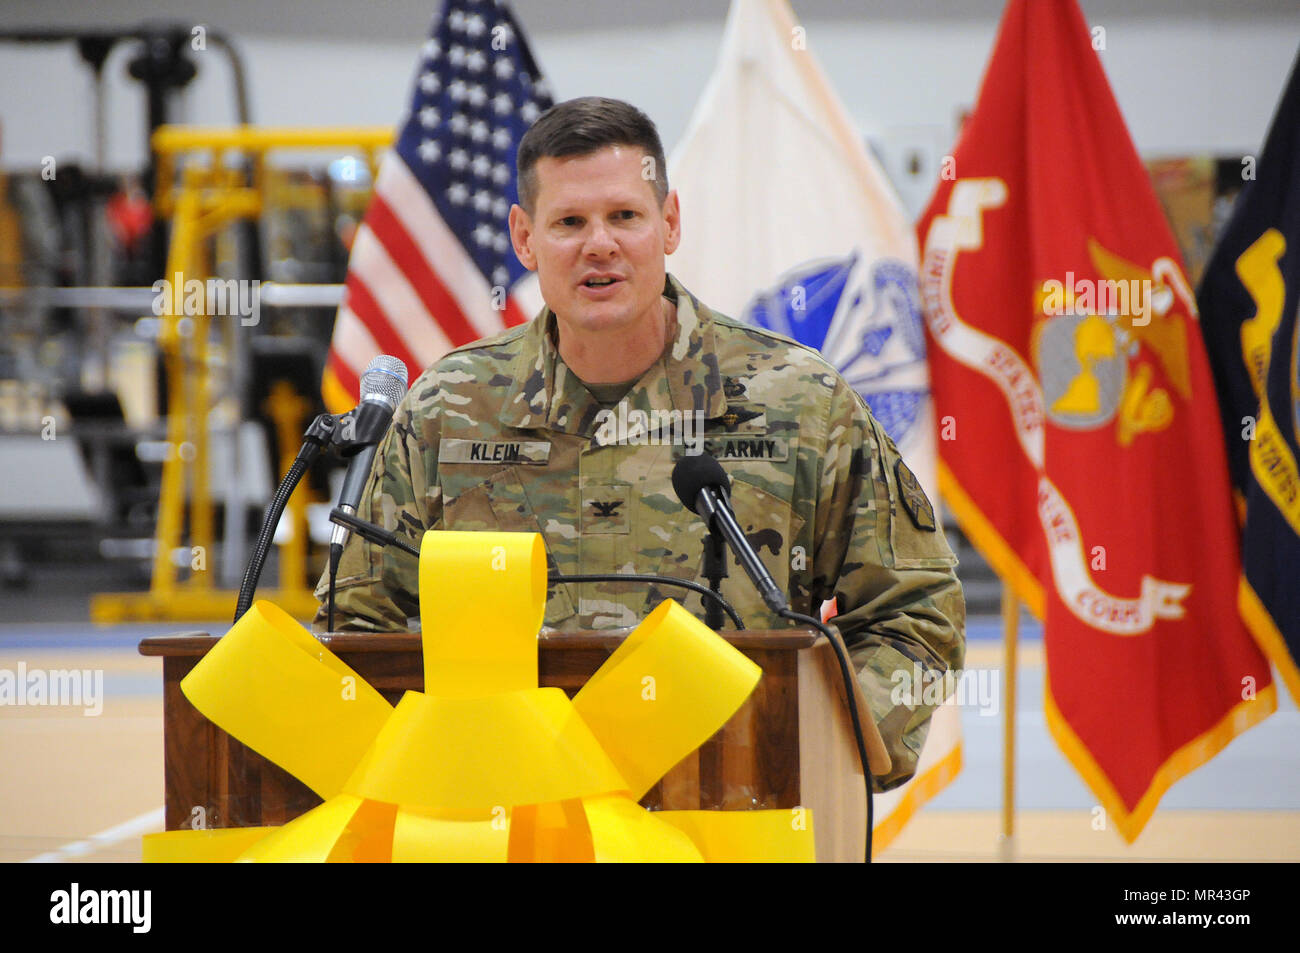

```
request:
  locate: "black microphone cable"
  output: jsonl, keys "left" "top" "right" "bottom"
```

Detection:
{"left": 234, "top": 412, "right": 337, "bottom": 622}
{"left": 778, "top": 606, "right": 875, "bottom": 863}
{"left": 671, "top": 451, "right": 876, "bottom": 862}
{"left": 324, "top": 508, "right": 748, "bottom": 631}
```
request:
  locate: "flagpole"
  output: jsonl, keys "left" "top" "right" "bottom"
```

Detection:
{"left": 1000, "top": 582, "right": 1018, "bottom": 861}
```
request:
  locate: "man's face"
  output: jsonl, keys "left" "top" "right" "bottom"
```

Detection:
{"left": 509, "top": 144, "right": 680, "bottom": 338}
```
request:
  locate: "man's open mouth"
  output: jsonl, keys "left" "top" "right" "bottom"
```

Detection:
{"left": 583, "top": 277, "right": 620, "bottom": 287}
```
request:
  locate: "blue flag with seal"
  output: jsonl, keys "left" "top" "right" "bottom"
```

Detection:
{"left": 1197, "top": 46, "right": 1300, "bottom": 706}
{"left": 744, "top": 251, "right": 930, "bottom": 456}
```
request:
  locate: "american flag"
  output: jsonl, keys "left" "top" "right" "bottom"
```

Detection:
{"left": 322, "top": 0, "right": 553, "bottom": 412}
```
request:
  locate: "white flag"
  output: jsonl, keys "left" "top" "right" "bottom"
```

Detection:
{"left": 667, "top": 0, "right": 959, "bottom": 854}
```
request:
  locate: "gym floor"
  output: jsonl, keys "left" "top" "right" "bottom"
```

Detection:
{"left": 2, "top": 573, "right": 1297, "bottom": 863}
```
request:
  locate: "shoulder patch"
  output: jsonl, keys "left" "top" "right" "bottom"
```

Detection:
{"left": 895, "top": 459, "right": 936, "bottom": 531}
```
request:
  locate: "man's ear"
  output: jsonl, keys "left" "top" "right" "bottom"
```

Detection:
{"left": 662, "top": 189, "right": 681, "bottom": 256}
{"left": 508, "top": 204, "right": 537, "bottom": 271}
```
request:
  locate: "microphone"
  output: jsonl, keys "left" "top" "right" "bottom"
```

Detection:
{"left": 671, "top": 453, "right": 789, "bottom": 614}
{"left": 328, "top": 355, "right": 409, "bottom": 553}
{"left": 672, "top": 453, "right": 880, "bottom": 861}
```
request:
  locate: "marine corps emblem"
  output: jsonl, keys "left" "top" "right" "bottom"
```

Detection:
{"left": 1033, "top": 238, "right": 1192, "bottom": 446}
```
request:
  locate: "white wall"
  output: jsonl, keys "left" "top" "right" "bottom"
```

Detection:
{"left": 0, "top": 1, "right": 1295, "bottom": 176}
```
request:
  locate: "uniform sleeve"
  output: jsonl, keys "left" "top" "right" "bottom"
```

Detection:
{"left": 310, "top": 398, "right": 440, "bottom": 633}
{"left": 812, "top": 382, "right": 966, "bottom": 792}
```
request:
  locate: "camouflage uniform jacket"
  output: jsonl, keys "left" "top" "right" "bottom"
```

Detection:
{"left": 314, "top": 273, "right": 965, "bottom": 790}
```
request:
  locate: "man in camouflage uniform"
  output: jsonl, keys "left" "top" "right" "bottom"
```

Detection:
{"left": 315, "top": 97, "right": 964, "bottom": 791}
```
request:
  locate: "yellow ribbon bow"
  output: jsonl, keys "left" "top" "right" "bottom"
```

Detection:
{"left": 144, "top": 531, "right": 815, "bottom": 862}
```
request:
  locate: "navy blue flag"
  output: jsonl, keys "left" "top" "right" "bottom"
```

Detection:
{"left": 1197, "top": 45, "right": 1300, "bottom": 705}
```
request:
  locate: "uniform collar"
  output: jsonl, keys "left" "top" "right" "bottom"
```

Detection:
{"left": 499, "top": 273, "right": 729, "bottom": 435}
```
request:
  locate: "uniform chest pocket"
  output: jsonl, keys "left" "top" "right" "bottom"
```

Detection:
{"left": 726, "top": 476, "right": 806, "bottom": 597}
{"left": 642, "top": 472, "right": 806, "bottom": 626}
{"left": 439, "top": 465, "right": 577, "bottom": 623}
{"left": 442, "top": 466, "right": 532, "bottom": 531}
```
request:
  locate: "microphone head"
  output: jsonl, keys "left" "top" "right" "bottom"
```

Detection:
{"left": 671, "top": 452, "right": 729, "bottom": 513}
{"left": 359, "top": 355, "right": 409, "bottom": 408}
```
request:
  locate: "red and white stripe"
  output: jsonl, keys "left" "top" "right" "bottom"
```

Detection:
{"left": 326, "top": 154, "right": 534, "bottom": 401}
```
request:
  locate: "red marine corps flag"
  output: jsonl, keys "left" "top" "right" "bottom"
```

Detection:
{"left": 917, "top": 0, "right": 1276, "bottom": 841}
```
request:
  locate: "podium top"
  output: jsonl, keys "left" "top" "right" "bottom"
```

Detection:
{"left": 138, "top": 629, "right": 820, "bottom": 657}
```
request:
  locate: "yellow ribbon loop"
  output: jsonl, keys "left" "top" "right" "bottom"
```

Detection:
{"left": 392, "top": 806, "right": 511, "bottom": 863}
{"left": 420, "top": 530, "right": 546, "bottom": 696}
{"left": 179, "top": 600, "right": 393, "bottom": 799}
{"left": 236, "top": 794, "right": 373, "bottom": 863}
{"left": 573, "top": 599, "right": 762, "bottom": 800}
{"left": 143, "top": 531, "right": 816, "bottom": 862}
{"left": 656, "top": 810, "right": 817, "bottom": 863}
{"left": 583, "top": 795, "right": 705, "bottom": 863}
{"left": 342, "top": 688, "right": 629, "bottom": 811}
{"left": 142, "top": 826, "right": 279, "bottom": 863}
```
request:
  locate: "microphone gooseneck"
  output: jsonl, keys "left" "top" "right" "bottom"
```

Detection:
{"left": 670, "top": 453, "right": 789, "bottom": 613}
{"left": 671, "top": 451, "right": 875, "bottom": 862}
{"left": 326, "top": 355, "right": 410, "bottom": 631}
{"left": 329, "top": 356, "right": 410, "bottom": 549}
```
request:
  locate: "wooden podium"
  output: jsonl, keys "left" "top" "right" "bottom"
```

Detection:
{"left": 139, "top": 629, "right": 869, "bottom": 862}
